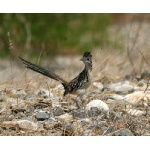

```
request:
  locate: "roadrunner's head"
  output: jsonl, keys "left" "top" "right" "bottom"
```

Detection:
{"left": 80, "top": 51, "right": 92, "bottom": 70}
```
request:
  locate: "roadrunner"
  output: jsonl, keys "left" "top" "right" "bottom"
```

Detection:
{"left": 19, "top": 52, "right": 92, "bottom": 108}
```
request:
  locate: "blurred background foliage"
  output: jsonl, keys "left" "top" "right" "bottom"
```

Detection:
{"left": 0, "top": 13, "right": 148, "bottom": 58}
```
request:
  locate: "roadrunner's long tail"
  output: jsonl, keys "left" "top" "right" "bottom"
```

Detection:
{"left": 19, "top": 57, "right": 67, "bottom": 85}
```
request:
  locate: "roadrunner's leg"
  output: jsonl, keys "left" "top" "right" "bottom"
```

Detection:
{"left": 75, "top": 96, "right": 82, "bottom": 109}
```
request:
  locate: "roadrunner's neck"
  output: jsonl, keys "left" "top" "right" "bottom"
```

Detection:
{"left": 63, "top": 51, "right": 92, "bottom": 96}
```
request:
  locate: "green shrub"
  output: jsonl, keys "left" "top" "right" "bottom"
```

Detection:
{"left": 0, "top": 14, "right": 114, "bottom": 58}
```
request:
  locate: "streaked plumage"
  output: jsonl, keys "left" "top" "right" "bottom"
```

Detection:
{"left": 19, "top": 52, "right": 92, "bottom": 103}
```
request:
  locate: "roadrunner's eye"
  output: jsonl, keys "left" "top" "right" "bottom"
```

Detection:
{"left": 87, "top": 58, "right": 90, "bottom": 61}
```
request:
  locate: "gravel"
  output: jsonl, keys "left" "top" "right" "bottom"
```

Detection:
{"left": 0, "top": 45, "right": 150, "bottom": 135}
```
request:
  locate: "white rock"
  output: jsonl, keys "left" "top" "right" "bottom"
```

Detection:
{"left": 124, "top": 91, "right": 150, "bottom": 107}
{"left": 56, "top": 113, "right": 73, "bottom": 122}
{"left": 6, "top": 97, "right": 25, "bottom": 105}
{"left": 86, "top": 99, "right": 109, "bottom": 112}
{"left": 11, "top": 88, "right": 26, "bottom": 95}
{"left": 93, "top": 82, "right": 104, "bottom": 92}
{"left": 17, "top": 120, "right": 38, "bottom": 131}
{"left": 126, "top": 109, "right": 146, "bottom": 116}
{"left": 109, "top": 94, "right": 124, "bottom": 101}
{"left": 107, "top": 94, "right": 126, "bottom": 108}
{"left": 108, "top": 81, "right": 134, "bottom": 93}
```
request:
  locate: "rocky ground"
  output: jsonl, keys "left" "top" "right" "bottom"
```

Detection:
{"left": 0, "top": 59, "right": 149, "bottom": 136}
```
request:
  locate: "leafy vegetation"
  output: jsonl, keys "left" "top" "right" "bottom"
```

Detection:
{"left": 0, "top": 14, "right": 114, "bottom": 58}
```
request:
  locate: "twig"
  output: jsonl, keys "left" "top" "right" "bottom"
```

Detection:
{"left": 138, "top": 52, "right": 144, "bottom": 74}
{"left": 102, "top": 126, "right": 111, "bottom": 136}
{"left": 105, "top": 128, "right": 125, "bottom": 136}
{"left": 7, "top": 32, "right": 14, "bottom": 84}
{"left": 144, "top": 78, "right": 150, "bottom": 93}
{"left": 37, "top": 45, "right": 44, "bottom": 65}
{"left": 139, "top": 50, "right": 150, "bottom": 67}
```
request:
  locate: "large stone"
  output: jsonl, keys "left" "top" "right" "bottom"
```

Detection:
{"left": 86, "top": 99, "right": 109, "bottom": 112}
{"left": 126, "top": 109, "right": 146, "bottom": 116}
{"left": 109, "top": 94, "right": 124, "bottom": 101}
{"left": 107, "top": 81, "right": 134, "bottom": 93}
{"left": 17, "top": 120, "right": 38, "bottom": 131}
{"left": 124, "top": 91, "right": 150, "bottom": 107}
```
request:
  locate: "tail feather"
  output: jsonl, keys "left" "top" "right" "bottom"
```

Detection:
{"left": 19, "top": 57, "right": 67, "bottom": 85}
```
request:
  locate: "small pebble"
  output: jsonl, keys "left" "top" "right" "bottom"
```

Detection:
{"left": 83, "top": 129, "right": 93, "bottom": 136}
{"left": 11, "top": 88, "right": 26, "bottom": 98}
{"left": 36, "top": 88, "right": 59, "bottom": 101}
{"left": 57, "top": 113, "right": 73, "bottom": 122}
{"left": 24, "top": 94, "right": 36, "bottom": 100}
{"left": 35, "top": 111, "right": 50, "bottom": 121}
{"left": 113, "top": 129, "right": 134, "bottom": 136}
{"left": 53, "top": 106, "right": 64, "bottom": 116}
{"left": 72, "top": 109, "right": 87, "bottom": 119}
{"left": 87, "top": 107, "right": 101, "bottom": 117}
